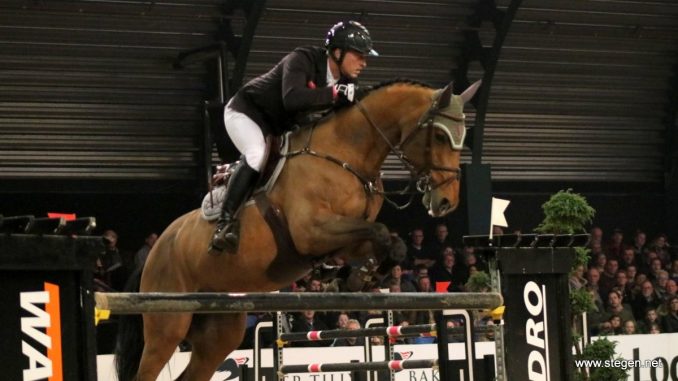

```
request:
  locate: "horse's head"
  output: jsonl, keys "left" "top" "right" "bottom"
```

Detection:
{"left": 400, "top": 80, "right": 481, "bottom": 217}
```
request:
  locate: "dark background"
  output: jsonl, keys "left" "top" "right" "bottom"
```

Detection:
{"left": 0, "top": 1, "right": 676, "bottom": 251}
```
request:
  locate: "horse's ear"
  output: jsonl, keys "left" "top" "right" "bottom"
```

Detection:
{"left": 460, "top": 80, "right": 482, "bottom": 103}
{"left": 438, "top": 81, "right": 454, "bottom": 108}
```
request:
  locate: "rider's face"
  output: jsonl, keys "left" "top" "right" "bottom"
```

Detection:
{"left": 339, "top": 50, "right": 367, "bottom": 79}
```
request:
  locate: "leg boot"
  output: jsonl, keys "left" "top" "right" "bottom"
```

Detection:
{"left": 210, "top": 161, "right": 259, "bottom": 253}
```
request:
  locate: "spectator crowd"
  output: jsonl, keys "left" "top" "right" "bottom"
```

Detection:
{"left": 95, "top": 223, "right": 676, "bottom": 351}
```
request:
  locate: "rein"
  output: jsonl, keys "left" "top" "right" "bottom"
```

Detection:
{"left": 284, "top": 122, "right": 380, "bottom": 219}
{"left": 284, "top": 91, "right": 463, "bottom": 216}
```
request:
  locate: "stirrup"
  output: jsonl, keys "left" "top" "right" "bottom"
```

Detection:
{"left": 209, "top": 224, "right": 239, "bottom": 254}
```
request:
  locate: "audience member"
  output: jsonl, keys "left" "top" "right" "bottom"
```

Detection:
{"left": 290, "top": 310, "right": 332, "bottom": 347}
{"left": 637, "top": 308, "right": 660, "bottom": 333}
{"left": 598, "top": 259, "right": 619, "bottom": 298}
{"left": 626, "top": 265, "right": 638, "bottom": 288}
{"left": 476, "top": 317, "right": 496, "bottom": 342}
{"left": 331, "top": 319, "right": 365, "bottom": 347}
{"left": 406, "top": 227, "right": 436, "bottom": 268}
{"left": 417, "top": 276, "right": 432, "bottom": 293}
{"left": 661, "top": 296, "right": 678, "bottom": 333}
{"left": 630, "top": 274, "right": 648, "bottom": 300}
{"left": 134, "top": 232, "right": 158, "bottom": 270}
{"left": 569, "top": 264, "right": 588, "bottom": 291}
{"left": 651, "top": 233, "right": 671, "bottom": 267}
{"left": 426, "top": 223, "right": 455, "bottom": 264}
{"left": 606, "top": 228, "right": 624, "bottom": 261}
{"left": 380, "top": 264, "right": 417, "bottom": 292}
{"left": 613, "top": 271, "right": 633, "bottom": 303}
{"left": 648, "top": 258, "right": 664, "bottom": 282}
{"left": 306, "top": 277, "right": 324, "bottom": 292}
{"left": 619, "top": 246, "right": 638, "bottom": 270}
{"left": 334, "top": 312, "right": 350, "bottom": 329}
{"left": 670, "top": 259, "right": 678, "bottom": 282}
{"left": 586, "top": 267, "right": 602, "bottom": 300}
{"left": 463, "top": 248, "right": 488, "bottom": 273}
{"left": 664, "top": 279, "right": 677, "bottom": 301}
{"left": 588, "top": 242, "right": 604, "bottom": 268}
{"left": 412, "top": 264, "right": 429, "bottom": 284}
{"left": 428, "top": 246, "right": 468, "bottom": 292}
{"left": 632, "top": 230, "right": 647, "bottom": 258}
{"left": 638, "top": 249, "right": 659, "bottom": 276}
{"left": 631, "top": 280, "right": 662, "bottom": 320}
{"left": 655, "top": 270, "right": 670, "bottom": 298}
{"left": 603, "top": 290, "right": 634, "bottom": 325}
{"left": 593, "top": 253, "right": 607, "bottom": 273}
{"left": 589, "top": 226, "right": 603, "bottom": 246}
{"left": 295, "top": 273, "right": 313, "bottom": 291}
{"left": 648, "top": 322, "right": 662, "bottom": 334}
{"left": 94, "top": 229, "right": 124, "bottom": 291}
{"left": 622, "top": 320, "right": 637, "bottom": 335}
{"left": 609, "top": 315, "right": 623, "bottom": 335}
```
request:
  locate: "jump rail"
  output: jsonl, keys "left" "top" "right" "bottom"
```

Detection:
{"left": 94, "top": 292, "right": 503, "bottom": 314}
{"left": 279, "top": 359, "right": 439, "bottom": 374}
{"left": 278, "top": 323, "right": 496, "bottom": 343}
{"left": 279, "top": 323, "right": 437, "bottom": 342}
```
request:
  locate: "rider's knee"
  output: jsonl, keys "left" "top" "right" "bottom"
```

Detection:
{"left": 243, "top": 149, "right": 265, "bottom": 172}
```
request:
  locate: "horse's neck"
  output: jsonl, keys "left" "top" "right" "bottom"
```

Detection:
{"left": 289, "top": 85, "right": 431, "bottom": 178}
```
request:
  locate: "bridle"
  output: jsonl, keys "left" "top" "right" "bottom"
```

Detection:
{"left": 354, "top": 91, "right": 464, "bottom": 209}
{"left": 285, "top": 88, "right": 464, "bottom": 216}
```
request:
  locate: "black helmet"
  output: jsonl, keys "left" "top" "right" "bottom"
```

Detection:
{"left": 325, "top": 21, "right": 378, "bottom": 57}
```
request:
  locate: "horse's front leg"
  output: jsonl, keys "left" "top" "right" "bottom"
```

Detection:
{"left": 299, "top": 215, "right": 406, "bottom": 291}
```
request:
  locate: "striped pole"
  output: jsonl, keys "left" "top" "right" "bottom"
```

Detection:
{"left": 279, "top": 324, "right": 436, "bottom": 342}
{"left": 279, "top": 359, "right": 438, "bottom": 374}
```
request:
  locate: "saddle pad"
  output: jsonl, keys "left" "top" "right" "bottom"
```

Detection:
{"left": 199, "top": 131, "right": 292, "bottom": 222}
{"left": 200, "top": 185, "right": 226, "bottom": 221}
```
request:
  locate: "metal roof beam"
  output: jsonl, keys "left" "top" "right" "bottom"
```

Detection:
{"left": 220, "top": 0, "right": 266, "bottom": 93}
{"left": 453, "top": 0, "right": 523, "bottom": 164}
{"left": 665, "top": 62, "right": 678, "bottom": 239}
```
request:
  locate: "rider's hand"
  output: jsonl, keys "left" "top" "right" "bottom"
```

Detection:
{"left": 334, "top": 83, "right": 356, "bottom": 103}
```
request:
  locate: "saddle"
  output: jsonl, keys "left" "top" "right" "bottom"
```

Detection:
{"left": 201, "top": 132, "right": 298, "bottom": 256}
{"left": 209, "top": 136, "right": 284, "bottom": 188}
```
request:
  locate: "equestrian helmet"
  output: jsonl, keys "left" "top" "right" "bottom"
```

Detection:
{"left": 325, "top": 21, "right": 378, "bottom": 56}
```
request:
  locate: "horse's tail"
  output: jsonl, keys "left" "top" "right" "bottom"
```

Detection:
{"left": 114, "top": 267, "right": 144, "bottom": 381}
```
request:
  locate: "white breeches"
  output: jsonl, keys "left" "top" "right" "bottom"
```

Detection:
{"left": 223, "top": 105, "right": 265, "bottom": 171}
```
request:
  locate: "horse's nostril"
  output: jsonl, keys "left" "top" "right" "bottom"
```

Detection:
{"left": 439, "top": 198, "right": 451, "bottom": 212}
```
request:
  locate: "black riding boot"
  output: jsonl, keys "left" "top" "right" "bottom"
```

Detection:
{"left": 210, "top": 161, "right": 259, "bottom": 253}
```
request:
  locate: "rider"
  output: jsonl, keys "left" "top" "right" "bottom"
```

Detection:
{"left": 211, "top": 21, "right": 379, "bottom": 252}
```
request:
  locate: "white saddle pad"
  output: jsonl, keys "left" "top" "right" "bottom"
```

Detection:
{"left": 200, "top": 185, "right": 226, "bottom": 221}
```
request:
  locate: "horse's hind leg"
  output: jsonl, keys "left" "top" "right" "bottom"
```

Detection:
{"left": 135, "top": 313, "right": 192, "bottom": 381}
{"left": 178, "top": 312, "right": 247, "bottom": 381}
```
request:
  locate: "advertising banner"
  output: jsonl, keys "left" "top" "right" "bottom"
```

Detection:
{"left": 0, "top": 271, "right": 85, "bottom": 381}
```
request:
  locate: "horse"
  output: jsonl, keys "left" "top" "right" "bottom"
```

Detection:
{"left": 114, "top": 79, "right": 481, "bottom": 381}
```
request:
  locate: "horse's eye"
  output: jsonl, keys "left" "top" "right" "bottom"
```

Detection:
{"left": 434, "top": 131, "right": 448, "bottom": 144}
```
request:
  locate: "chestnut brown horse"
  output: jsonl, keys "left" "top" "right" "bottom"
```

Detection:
{"left": 115, "top": 79, "right": 481, "bottom": 380}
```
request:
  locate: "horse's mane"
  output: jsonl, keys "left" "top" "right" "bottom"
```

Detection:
{"left": 366, "top": 78, "right": 435, "bottom": 93}
{"left": 294, "top": 78, "right": 435, "bottom": 132}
